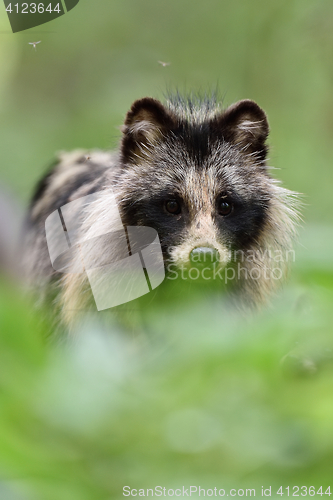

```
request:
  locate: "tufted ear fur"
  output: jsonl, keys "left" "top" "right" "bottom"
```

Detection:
{"left": 121, "top": 97, "right": 176, "bottom": 163}
{"left": 214, "top": 99, "right": 269, "bottom": 160}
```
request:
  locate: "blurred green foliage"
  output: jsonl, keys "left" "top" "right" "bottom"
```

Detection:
{"left": 1, "top": 1, "right": 333, "bottom": 499}
{"left": 1, "top": 230, "right": 333, "bottom": 499}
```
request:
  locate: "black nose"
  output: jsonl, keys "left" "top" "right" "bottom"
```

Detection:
{"left": 190, "top": 247, "right": 220, "bottom": 266}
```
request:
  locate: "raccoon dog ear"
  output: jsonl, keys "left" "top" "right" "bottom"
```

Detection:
{"left": 121, "top": 97, "right": 176, "bottom": 163}
{"left": 217, "top": 99, "right": 269, "bottom": 159}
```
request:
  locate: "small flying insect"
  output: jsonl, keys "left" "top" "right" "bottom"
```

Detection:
{"left": 29, "top": 41, "right": 41, "bottom": 51}
{"left": 158, "top": 61, "right": 170, "bottom": 67}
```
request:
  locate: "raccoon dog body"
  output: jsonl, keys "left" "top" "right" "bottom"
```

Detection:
{"left": 24, "top": 95, "right": 299, "bottom": 326}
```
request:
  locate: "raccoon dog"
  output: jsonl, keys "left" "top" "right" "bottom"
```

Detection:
{"left": 24, "top": 94, "right": 299, "bottom": 326}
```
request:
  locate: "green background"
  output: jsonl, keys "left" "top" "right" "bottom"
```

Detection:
{"left": 1, "top": 1, "right": 333, "bottom": 499}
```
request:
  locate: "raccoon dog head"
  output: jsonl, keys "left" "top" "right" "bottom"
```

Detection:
{"left": 117, "top": 95, "right": 298, "bottom": 297}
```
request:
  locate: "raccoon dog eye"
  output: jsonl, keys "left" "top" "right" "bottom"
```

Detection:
{"left": 165, "top": 199, "right": 181, "bottom": 215}
{"left": 218, "top": 199, "right": 233, "bottom": 216}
